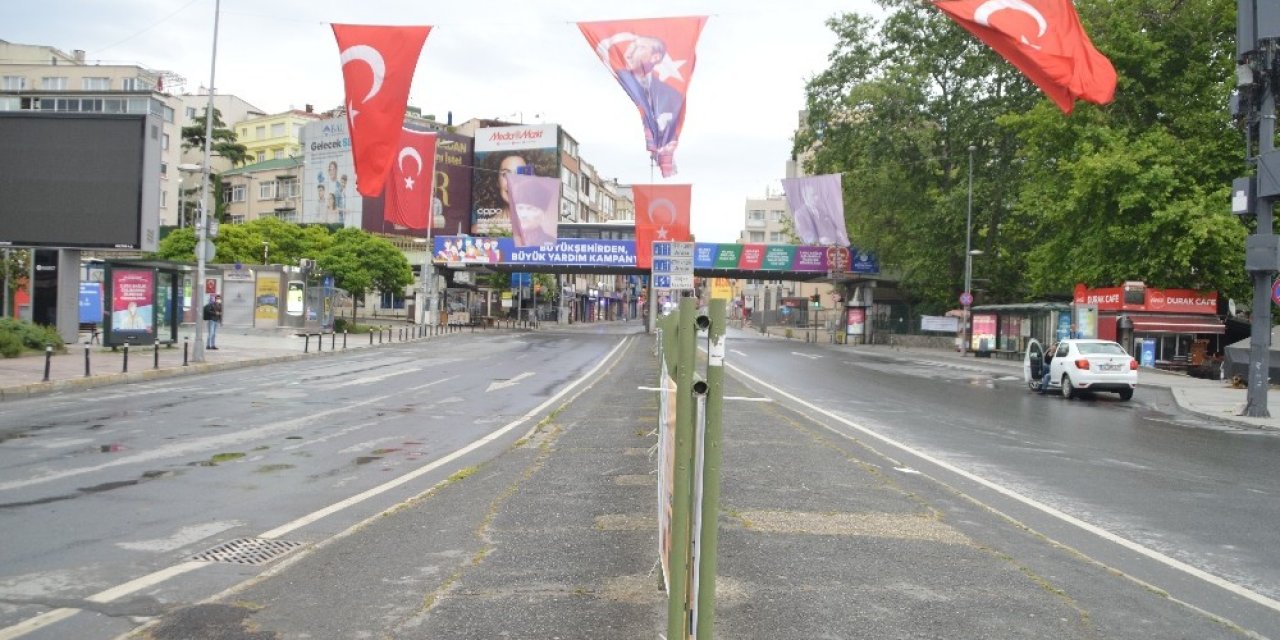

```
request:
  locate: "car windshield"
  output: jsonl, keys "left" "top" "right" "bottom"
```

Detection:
{"left": 1077, "top": 342, "right": 1127, "bottom": 356}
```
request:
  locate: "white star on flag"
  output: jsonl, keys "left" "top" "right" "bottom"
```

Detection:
{"left": 653, "top": 55, "right": 686, "bottom": 82}
{"left": 656, "top": 226, "right": 669, "bottom": 240}
{"left": 403, "top": 175, "right": 415, "bottom": 189}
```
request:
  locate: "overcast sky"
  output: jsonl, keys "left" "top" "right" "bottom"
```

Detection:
{"left": 4, "top": 0, "right": 882, "bottom": 242}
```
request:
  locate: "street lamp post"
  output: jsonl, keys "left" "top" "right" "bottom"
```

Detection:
{"left": 193, "top": 0, "right": 221, "bottom": 364}
{"left": 963, "top": 144, "right": 976, "bottom": 355}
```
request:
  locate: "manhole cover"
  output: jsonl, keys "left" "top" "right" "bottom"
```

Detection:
{"left": 190, "top": 538, "right": 304, "bottom": 565}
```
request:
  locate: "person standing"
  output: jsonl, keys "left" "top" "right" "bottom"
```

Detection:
{"left": 203, "top": 294, "right": 223, "bottom": 350}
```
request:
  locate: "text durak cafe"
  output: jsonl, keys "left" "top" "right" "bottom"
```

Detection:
{"left": 1074, "top": 283, "right": 1224, "bottom": 354}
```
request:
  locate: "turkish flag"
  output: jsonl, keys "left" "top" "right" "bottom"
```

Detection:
{"left": 577, "top": 17, "right": 707, "bottom": 177}
{"left": 383, "top": 128, "right": 438, "bottom": 230}
{"left": 633, "top": 184, "right": 692, "bottom": 269}
{"left": 332, "top": 23, "right": 431, "bottom": 197}
{"left": 933, "top": 0, "right": 1115, "bottom": 113}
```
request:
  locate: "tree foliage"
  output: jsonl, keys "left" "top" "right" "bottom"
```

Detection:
{"left": 319, "top": 228, "right": 414, "bottom": 322}
{"left": 798, "top": 0, "right": 1246, "bottom": 313}
{"left": 152, "top": 218, "right": 333, "bottom": 266}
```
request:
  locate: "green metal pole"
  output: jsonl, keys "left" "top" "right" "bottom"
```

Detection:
{"left": 667, "top": 297, "right": 697, "bottom": 640}
{"left": 696, "top": 299, "right": 726, "bottom": 638}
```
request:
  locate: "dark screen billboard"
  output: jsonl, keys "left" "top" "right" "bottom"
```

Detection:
{"left": 0, "top": 112, "right": 160, "bottom": 250}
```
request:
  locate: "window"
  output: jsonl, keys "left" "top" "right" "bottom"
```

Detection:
{"left": 186, "top": 106, "right": 197, "bottom": 119}
{"left": 749, "top": 231, "right": 765, "bottom": 242}
{"left": 271, "top": 123, "right": 285, "bottom": 137}
{"left": 255, "top": 125, "right": 266, "bottom": 139}
{"left": 161, "top": 189, "right": 168, "bottom": 208}
{"left": 274, "top": 210, "right": 299, "bottom": 223}
{"left": 121, "top": 77, "right": 142, "bottom": 91}
{"left": 2, "top": 76, "right": 27, "bottom": 90}
{"left": 160, "top": 162, "right": 168, "bottom": 175}
{"left": 162, "top": 133, "right": 170, "bottom": 150}
{"left": 240, "top": 128, "right": 248, "bottom": 138}
{"left": 256, "top": 153, "right": 265, "bottom": 162}
{"left": 40, "top": 76, "right": 68, "bottom": 90}
{"left": 279, "top": 178, "right": 299, "bottom": 199}
{"left": 273, "top": 149, "right": 283, "bottom": 160}
{"left": 769, "top": 232, "right": 785, "bottom": 242}
{"left": 293, "top": 124, "right": 303, "bottom": 138}
{"left": 0, "top": 96, "right": 18, "bottom": 111}
{"left": 380, "top": 291, "right": 406, "bottom": 309}
{"left": 259, "top": 181, "right": 277, "bottom": 200}
{"left": 770, "top": 210, "right": 786, "bottom": 222}
{"left": 748, "top": 209, "right": 766, "bottom": 221}
{"left": 82, "top": 77, "right": 110, "bottom": 91}
{"left": 230, "top": 185, "right": 246, "bottom": 203}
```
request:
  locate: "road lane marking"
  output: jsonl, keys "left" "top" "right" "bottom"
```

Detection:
{"left": 726, "top": 361, "right": 1280, "bottom": 616}
{"left": 486, "top": 371, "right": 535, "bottom": 392}
{"left": 258, "top": 338, "right": 630, "bottom": 540}
{"left": 790, "top": 352, "right": 822, "bottom": 360}
{"left": 0, "top": 390, "right": 405, "bottom": 492}
{"left": 0, "top": 340, "right": 632, "bottom": 640}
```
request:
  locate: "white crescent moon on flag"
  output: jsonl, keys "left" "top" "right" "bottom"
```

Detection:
{"left": 340, "top": 44, "right": 386, "bottom": 103}
{"left": 974, "top": 0, "right": 1047, "bottom": 37}
{"left": 398, "top": 147, "right": 422, "bottom": 177}
{"left": 594, "top": 32, "right": 637, "bottom": 68}
{"left": 647, "top": 198, "right": 678, "bottom": 225}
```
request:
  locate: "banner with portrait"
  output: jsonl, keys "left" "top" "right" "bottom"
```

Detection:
{"left": 471, "top": 124, "right": 561, "bottom": 236}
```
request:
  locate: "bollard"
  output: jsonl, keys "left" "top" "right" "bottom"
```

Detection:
{"left": 344, "top": 330, "right": 348, "bottom": 349}
{"left": 317, "top": 332, "right": 323, "bottom": 352}
{"left": 331, "top": 331, "right": 336, "bottom": 350}
{"left": 84, "top": 342, "right": 91, "bottom": 377}
{"left": 123, "top": 341, "right": 130, "bottom": 373}
{"left": 378, "top": 329, "right": 383, "bottom": 344}
{"left": 154, "top": 341, "right": 160, "bottom": 369}
{"left": 43, "top": 345, "right": 52, "bottom": 382}
{"left": 183, "top": 337, "right": 189, "bottom": 366}
{"left": 369, "top": 331, "right": 374, "bottom": 345}
{"left": 304, "top": 334, "right": 310, "bottom": 353}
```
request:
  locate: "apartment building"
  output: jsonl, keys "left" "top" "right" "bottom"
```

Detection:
{"left": 0, "top": 40, "right": 264, "bottom": 227}
{"left": 236, "top": 108, "right": 322, "bottom": 164}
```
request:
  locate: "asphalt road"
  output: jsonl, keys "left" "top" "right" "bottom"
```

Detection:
{"left": 0, "top": 329, "right": 626, "bottom": 639}
{"left": 724, "top": 328, "right": 1280, "bottom": 636}
{"left": 3, "top": 323, "right": 1279, "bottom": 638}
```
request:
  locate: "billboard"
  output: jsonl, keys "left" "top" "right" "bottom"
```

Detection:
{"left": 302, "top": 117, "right": 362, "bottom": 227}
{"left": 471, "top": 124, "right": 561, "bottom": 236}
{"left": 363, "top": 130, "right": 474, "bottom": 237}
{"left": 0, "top": 113, "right": 160, "bottom": 250}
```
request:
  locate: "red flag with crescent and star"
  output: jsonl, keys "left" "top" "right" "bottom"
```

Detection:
{"left": 383, "top": 128, "right": 438, "bottom": 230}
{"left": 933, "top": 0, "right": 1115, "bottom": 113}
{"left": 577, "top": 17, "right": 707, "bottom": 178}
{"left": 632, "top": 184, "right": 691, "bottom": 269}
{"left": 332, "top": 23, "right": 431, "bottom": 197}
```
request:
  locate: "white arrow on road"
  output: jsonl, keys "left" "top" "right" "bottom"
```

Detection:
{"left": 790, "top": 352, "right": 822, "bottom": 360}
{"left": 487, "top": 371, "right": 535, "bottom": 392}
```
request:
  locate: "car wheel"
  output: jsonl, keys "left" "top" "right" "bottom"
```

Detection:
{"left": 1061, "top": 375, "right": 1075, "bottom": 399}
{"left": 1118, "top": 388, "right": 1134, "bottom": 401}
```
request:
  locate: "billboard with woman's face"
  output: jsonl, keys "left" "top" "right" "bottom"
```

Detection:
{"left": 471, "top": 125, "right": 561, "bottom": 236}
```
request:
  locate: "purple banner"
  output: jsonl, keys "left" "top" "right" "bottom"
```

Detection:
{"left": 782, "top": 174, "right": 849, "bottom": 247}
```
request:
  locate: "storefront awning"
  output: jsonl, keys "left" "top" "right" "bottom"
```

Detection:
{"left": 1129, "top": 315, "right": 1224, "bottom": 334}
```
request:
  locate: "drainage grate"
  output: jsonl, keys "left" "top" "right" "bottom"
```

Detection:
{"left": 190, "top": 538, "right": 304, "bottom": 565}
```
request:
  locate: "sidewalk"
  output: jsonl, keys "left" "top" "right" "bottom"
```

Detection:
{"left": 139, "top": 332, "right": 1253, "bottom": 639}
{"left": 0, "top": 323, "right": 478, "bottom": 400}
{"left": 740, "top": 327, "right": 1280, "bottom": 432}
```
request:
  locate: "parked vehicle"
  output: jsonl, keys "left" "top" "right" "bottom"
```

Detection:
{"left": 1023, "top": 338, "right": 1138, "bottom": 400}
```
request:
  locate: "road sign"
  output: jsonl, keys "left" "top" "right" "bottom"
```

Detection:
{"left": 959, "top": 291, "right": 973, "bottom": 306}
{"left": 654, "top": 274, "right": 694, "bottom": 289}
{"left": 195, "top": 238, "right": 216, "bottom": 262}
{"left": 653, "top": 241, "right": 694, "bottom": 290}
{"left": 1273, "top": 278, "right": 1280, "bottom": 306}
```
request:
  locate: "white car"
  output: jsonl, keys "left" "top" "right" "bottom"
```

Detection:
{"left": 1023, "top": 338, "right": 1138, "bottom": 400}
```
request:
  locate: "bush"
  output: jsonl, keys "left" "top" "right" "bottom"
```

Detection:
{"left": 0, "top": 332, "right": 21, "bottom": 358}
{"left": 0, "top": 318, "right": 65, "bottom": 356}
{"left": 333, "top": 317, "right": 375, "bottom": 334}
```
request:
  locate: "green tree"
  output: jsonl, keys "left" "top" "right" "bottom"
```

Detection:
{"left": 798, "top": 0, "right": 1246, "bottom": 313}
{"left": 181, "top": 108, "right": 250, "bottom": 223}
{"left": 1007, "top": 0, "right": 1245, "bottom": 299}
{"left": 153, "top": 220, "right": 335, "bottom": 266}
{"left": 319, "top": 228, "right": 413, "bottom": 323}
